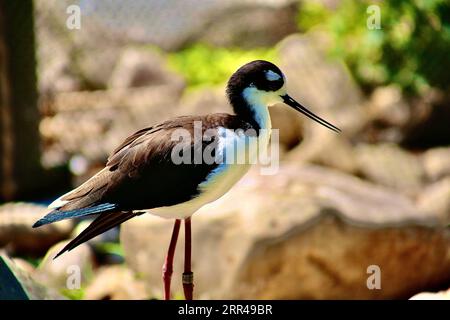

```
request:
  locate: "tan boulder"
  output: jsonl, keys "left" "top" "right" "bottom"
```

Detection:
{"left": 417, "top": 177, "right": 450, "bottom": 224}
{"left": 84, "top": 266, "right": 148, "bottom": 300}
{"left": 354, "top": 143, "right": 425, "bottom": 195}
{"left": 286, "top": 132, "right": 358, "bottom": 174}
{"left": 422, "top": 147, "right": 450, "bottom": 182}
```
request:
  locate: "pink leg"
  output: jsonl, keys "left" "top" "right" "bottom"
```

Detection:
{"left": 183, "top": 217, "right": 194, "bottom": 300}
{"left": 162, "top": 219, "right": 181, "bottom": 300}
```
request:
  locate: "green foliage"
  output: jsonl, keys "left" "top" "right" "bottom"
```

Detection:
{"left": 298, "top": 0, "right": 450, "bottom": 94}
{"left": 60, "top": 287, "right": 85, "bottom": 300}
{"left": 94, "top": 242, "right": 124, "bottom": 257}
{"left": 168, "top": 44, "right": 277, "bottom": 88}
{"left": 23, "top": 256, "right": 43, "bottom": 268}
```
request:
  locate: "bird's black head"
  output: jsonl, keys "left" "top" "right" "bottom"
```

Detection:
{"left": 227, "top": 60, "right": 341, "bottom": 133}
{"left": 226, "top": 60, "right": 285, "bottom": 96}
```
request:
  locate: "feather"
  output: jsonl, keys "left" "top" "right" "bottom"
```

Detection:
{"left": 32, "top": 203, "right": 118, "bottom": 228}
{"left": 33, "top": 114, "right": 256, "bottom": 233}
{"left": 53, "top": 211, "right": 143, "bottom": 259}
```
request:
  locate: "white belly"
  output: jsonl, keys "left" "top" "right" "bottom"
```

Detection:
{"left": 148, "top": 162, "right": 251, "bottom": 219}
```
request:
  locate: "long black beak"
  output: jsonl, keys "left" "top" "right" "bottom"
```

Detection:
{"left": 281, "top": 94, "right": 341, "bottom": 133}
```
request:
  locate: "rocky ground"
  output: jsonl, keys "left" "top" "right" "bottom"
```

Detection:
{"left": 1, "top": 2, "right": 449, "bottom": 299}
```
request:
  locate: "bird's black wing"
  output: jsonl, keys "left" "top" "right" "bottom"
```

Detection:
{"left": 54, "top": 113, "right": 253, "bottom": 211}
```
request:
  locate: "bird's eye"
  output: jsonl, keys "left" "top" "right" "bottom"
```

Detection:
{"left": 265, "top": 70, "right": 282, "bottom": 82}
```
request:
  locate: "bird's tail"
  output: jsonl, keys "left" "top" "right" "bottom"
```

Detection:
{"left": 53, "top": 211, "right": 143, "bottom": 259}
{"left": 32, "top": 203, "right": 118, "bottom": 228}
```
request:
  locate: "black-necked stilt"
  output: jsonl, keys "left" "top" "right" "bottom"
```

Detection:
{"left": 33, "top": 60, "right": 340, "bottom": 300}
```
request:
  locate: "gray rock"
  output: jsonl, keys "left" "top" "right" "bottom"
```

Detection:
{"left": 198, "top": 3, "right": 298, "bottom": 48}
{"left": 35, "top": 0, "right": 298, "bottom": 60}
{"left": 121, "top": 164, "right": 449, "bottom": 299}
{"left": 108, "top": 48, "right": 185, "bottom": 90}
{"left": 75, "top": 46, "right": 121, "bottom": 90}
{"left": 354, "top": 143, "right": 425, "bottom": 195}
{"left": 35, "top": 0, "right": 120, "bottom": 91}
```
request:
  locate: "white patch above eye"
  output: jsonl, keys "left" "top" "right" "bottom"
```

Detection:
{"left": 265, "top": 70, "right": 281, "bottom": 81}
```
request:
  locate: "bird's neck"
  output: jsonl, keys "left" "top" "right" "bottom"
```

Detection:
{"left": 231, "top": 88, "right": 272, "bottom": 133}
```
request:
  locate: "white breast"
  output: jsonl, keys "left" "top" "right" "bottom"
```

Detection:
{"left": 149, "top": 125, "right": 271, "bottom": 219}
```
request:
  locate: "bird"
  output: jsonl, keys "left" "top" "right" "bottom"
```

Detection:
{"left": 33, "top": 60, "right": 340, "bottom": 300}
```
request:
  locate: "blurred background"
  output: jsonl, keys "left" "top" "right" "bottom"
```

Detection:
{"left": 0, "top": 0, "right": 449, "bottom": 300}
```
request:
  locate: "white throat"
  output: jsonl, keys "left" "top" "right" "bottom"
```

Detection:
{"left": 242, "top": 87, "right": 274, "bottom": 131}
{"left": 241, "top": 85, "right": 287, "bottom": 153}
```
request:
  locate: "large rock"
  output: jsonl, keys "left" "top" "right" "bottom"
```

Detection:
{"left": 417, "top": 178, "right": 450, "bottom": 224}
{"left": 354, "top": 143, "right": 425, "bottom": 195}
{"left": 198, "top": 2, "right": 298, "bottom": 48}
{"left": 34, "top": 0, "right": 122, "bottom": 91}
{"left": 422, "top": 147, "right": 450, "bottom": 182}
{"left": 363, "top": 85, "right": 411, "bottom": 144}
{"left": 84, "top": 266, "right": 148, "bottom": 300}
{"left": 286, "top": 132, "right": 358, "bottom": 174}
{"left": 121, "top": 164, "right": 450, "bottom": 299}
{"left": 368, "top": 86, "right": 410, "bottom": 128}
{"left": 46, "top": 0, "right": 298, "bottom": 50}
{"left": 0, "top": 203, "right": 73, "bottom": 256}
{"left": 108, "top": 48, "right": 185, "bottom": 90}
